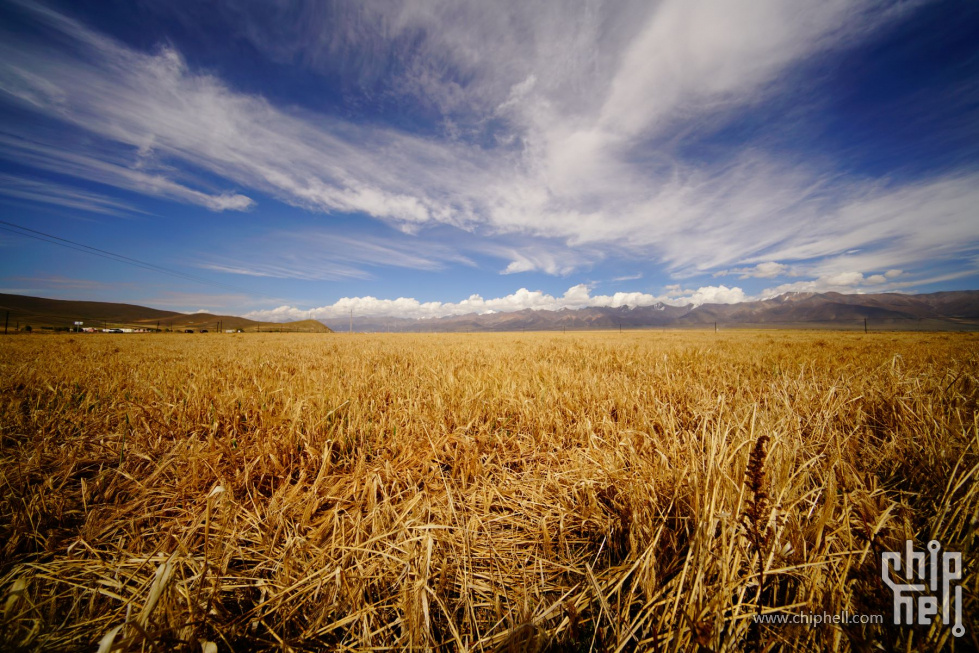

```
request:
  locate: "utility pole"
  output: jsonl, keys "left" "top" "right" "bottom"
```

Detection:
{"left": 714, "top": 321, "right": 717, "bottom": 333}
{"left": 864, "top": 318, "right": 868, "bottom": 334}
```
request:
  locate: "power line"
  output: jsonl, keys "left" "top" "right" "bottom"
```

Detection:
{"left": 0, "top": 219, "right": 261, "bottom": 296}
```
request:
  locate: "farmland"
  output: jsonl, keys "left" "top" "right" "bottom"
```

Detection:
{"left": 1, "top": 331, "right": 977, "bottom": 651}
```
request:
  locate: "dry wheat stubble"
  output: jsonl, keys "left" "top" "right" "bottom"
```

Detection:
{"left": 0, "top": 331, "right": 976, "bottom": 651}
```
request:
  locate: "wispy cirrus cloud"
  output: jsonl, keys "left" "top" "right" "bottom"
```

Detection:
{"left": 0, "top": 135, "right": 254, "bottom": 212}
{"left": 0, "top": 0, "right": 976, "bottom": 287}
{"left": 138, "top": 291, "right": 268, "bottom": 313}
{"left": 715, "top": 262, "right": 792, "bottom": 279}
{"left": 0, "top": 274, "right": 139, "bottom": 293}
{"left": 0, "top": 274, "right": 149, "bottom": 302}
{"left": 195, "top": 229, "right": 475, "bottom": 282}
{"left": 759, "top": 268, "right": 976, "bottom": 298}
{"left": 0, "top": 173, "right": 143, "bottom": 216}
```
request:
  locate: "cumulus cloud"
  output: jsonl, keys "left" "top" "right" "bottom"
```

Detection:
{"left": 823, "top": 271, "right": 865, "bottom": 286}
{"left": 684, "top": 285, "right": 748, "bottom": 305}
{"left": 244, "top": 283, "right": 748, "bottom": 321}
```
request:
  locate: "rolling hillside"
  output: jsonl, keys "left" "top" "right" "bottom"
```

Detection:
{"left": 0, "top": 294, "right": 332, "bottom": 333}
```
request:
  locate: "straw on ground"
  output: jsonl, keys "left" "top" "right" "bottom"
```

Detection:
{"left": 1, "top": 331, "right": 976, "bottom": 651}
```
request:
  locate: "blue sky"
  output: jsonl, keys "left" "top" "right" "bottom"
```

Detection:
{"left": 1, "top": 0, "right": 978, "bottom": 322}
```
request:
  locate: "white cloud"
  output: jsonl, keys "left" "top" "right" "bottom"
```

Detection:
{"left": 244, "top": 282, "right": 747, "bottom": 321}
{"left": 196, "top": 229, "right": 474, "bottom": 281}
{"left": 0, "top": 135, "right": 254, "bottom": 212}
{"left": 498, "top": 248, "right": 584, "bottom": 276}
{"left": 197, "top": 264, "right": 280, "bottom": 279}
{"left": 719, "top": 261, "right": 790, "bottom": 279}
{"left": 1, "top": 0, "right": 975, "bottom": 285}
{"left": 744, "top": 174, "right": 979, "bottom": 274}
{"left": 684, "top": 285, "right": 748, "bottom": 305}
{"left": 760, "top": 271, "right": 892, "bottom": 296}
{"left": 502, "top": 259, "right": 537, "bottom": 275}
{"left": 0, "top": 173, "right": 143, "bottom": 216}
{"left": 760, "top": 265, "right": 979, "bottom": 297}
{"left": 822, "top": 271, "right": 865, "bottom": 286}
{"left": 596, "top": 0, "right": 884, "bottom": 139}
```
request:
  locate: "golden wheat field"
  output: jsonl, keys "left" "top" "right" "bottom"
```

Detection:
{"left": 0, "top": 331, "right": 976, "bottom": 652}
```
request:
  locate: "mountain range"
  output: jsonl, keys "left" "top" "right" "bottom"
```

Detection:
{"left": 1, "top": 291, "right": 977, "bottom": 334}
{"left": 323, "top": 291, "right": 979, "bottom": 332}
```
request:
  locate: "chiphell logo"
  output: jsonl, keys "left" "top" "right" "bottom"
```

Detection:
{"left": 882, "top": 540, "right": 964, "bottom": 637}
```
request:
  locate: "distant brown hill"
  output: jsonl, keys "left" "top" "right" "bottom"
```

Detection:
{"left": 0, "top": 294, "right": 332, "bottom": 333}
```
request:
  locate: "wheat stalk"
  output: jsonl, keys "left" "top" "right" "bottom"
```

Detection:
{"left": 0, "top": 330, "right": 975, "bottom": 651}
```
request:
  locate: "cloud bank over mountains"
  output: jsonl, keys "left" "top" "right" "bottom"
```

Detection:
{"left": 246, "top": 277, "right": 952, "bottom": 322}
{"left": 244, "top": 284, "right": 745, "bottom": 322}
{"left": 244, "top": 268, "right": 971, "bottom": 322}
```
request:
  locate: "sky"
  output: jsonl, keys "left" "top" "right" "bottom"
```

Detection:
{"left": 1, "top": 0, "right": 978, "bottom": 324}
